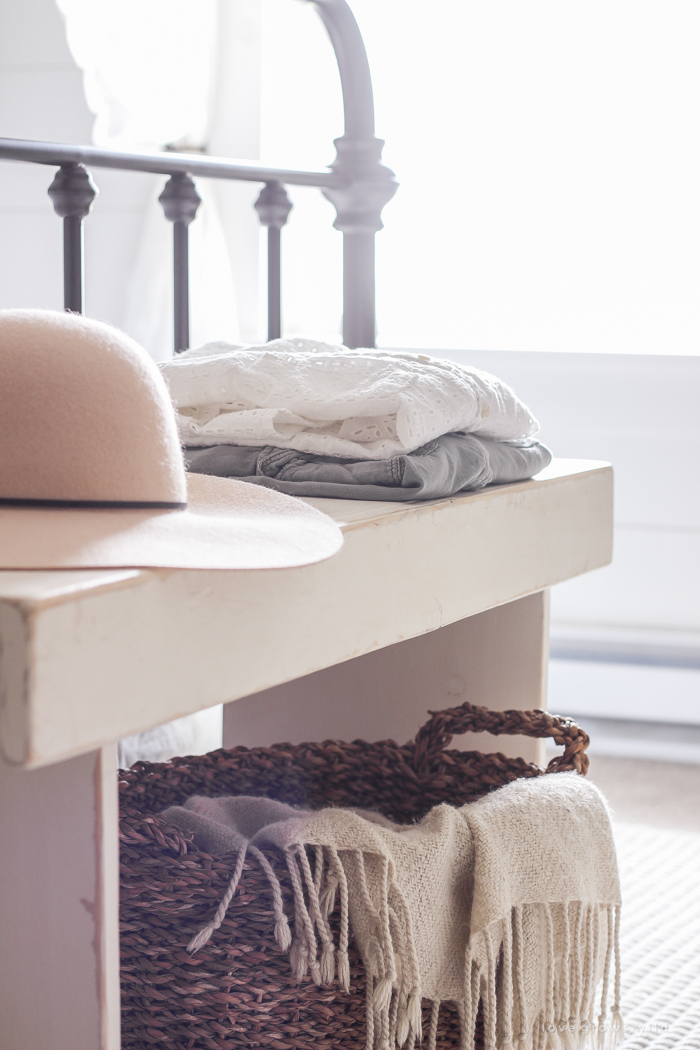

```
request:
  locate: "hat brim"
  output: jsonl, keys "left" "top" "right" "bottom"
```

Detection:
{"left": 0, "top": 473, "right": 343, "bottom": 570}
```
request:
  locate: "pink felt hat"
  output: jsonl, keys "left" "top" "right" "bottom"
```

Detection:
{"left": 0, "top": 310, "right": 343, "bottom": 570}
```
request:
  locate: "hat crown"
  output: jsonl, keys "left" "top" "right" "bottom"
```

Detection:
{"left": 0, "top": 310, "right": 186, "bottom": 506}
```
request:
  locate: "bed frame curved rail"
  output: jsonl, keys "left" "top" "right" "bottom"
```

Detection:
{"left": 0, "top": 0, "right": 397, "bottom": 351}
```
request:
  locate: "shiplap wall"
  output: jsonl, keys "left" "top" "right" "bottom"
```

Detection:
{"left": 445, "top": 349, "right": 700, "bottom": 732}
{"left": 447, "top": 349, "right": 700, "bottom": 632}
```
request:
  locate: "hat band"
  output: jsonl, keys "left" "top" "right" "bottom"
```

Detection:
{"left": 0, "top": 497, "right": 187, "bottom": 510}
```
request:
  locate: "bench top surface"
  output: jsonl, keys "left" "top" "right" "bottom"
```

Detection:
{"left": 0, "top": 459, "right": 612, "bottom": 767}
{"left": 0, "top": 459, "right": 607, "bottom": 603}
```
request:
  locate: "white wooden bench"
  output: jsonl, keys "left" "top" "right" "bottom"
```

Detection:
{"left": 0, "top": 458, "right": 611, "bottom": 1049}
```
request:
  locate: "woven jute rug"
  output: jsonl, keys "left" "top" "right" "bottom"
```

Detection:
{"left": 616, "top": 822, "right": 700, "bottom": 1049}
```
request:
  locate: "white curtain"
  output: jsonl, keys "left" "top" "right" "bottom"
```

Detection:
{"left": 55, "top": 0, "right": 240, "bottom": 360}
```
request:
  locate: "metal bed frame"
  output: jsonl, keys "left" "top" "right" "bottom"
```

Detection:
{"left": 0, "top": 0, "right": 397, "bottom": 353}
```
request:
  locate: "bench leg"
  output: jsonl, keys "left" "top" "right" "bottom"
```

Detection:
{"left": 224, "top": 589, "right": 550, "bottom": 765}
{"left": 0, "top": 745, "right": 120, "bottom": 1050}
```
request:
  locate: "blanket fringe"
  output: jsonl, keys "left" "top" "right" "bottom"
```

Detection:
{"left": 187, "top": 843, "right": 247, "bottom": 954}
{"left": 187, "top": 844, "right": 621, "bottom": 1050}
{"left": 460, "top": 903, "right": 622, "bottom": 1050}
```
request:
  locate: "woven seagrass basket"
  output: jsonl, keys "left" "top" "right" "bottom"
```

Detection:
{"left": 119, "top": 699, "right": 589, "bottom": 1050}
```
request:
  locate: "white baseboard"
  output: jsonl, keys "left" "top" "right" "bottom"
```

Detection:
{"left": 548, "top": 655, "right": 700, "bottom": 725}
{"left": 546, "top": 715, "right": 700, "bottom": 765}
{"left": 548, "top": 624, "right": 700, "bottom": 762}
{"left": 550, "top": 623, "right": 700, "bottom": 669}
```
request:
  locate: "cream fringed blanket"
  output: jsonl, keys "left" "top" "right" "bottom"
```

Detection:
{"left": 163, "top": 773, "right": 621, "bottom": 1050}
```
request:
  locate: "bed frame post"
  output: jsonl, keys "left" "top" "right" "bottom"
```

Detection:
{"left": 47, "top": 163, "right": 98, "bottom": 314}
{"left": 324, "top": 139, "right": 397, "bottom": 350}
{"left": 159, "top": 173, "right": 202, "bottom": 353}
{"left": 254, "top": 182, "right": 293, "bottom": 341}
{"left": 312, "top": 0, "right": 397, "bottom": 347}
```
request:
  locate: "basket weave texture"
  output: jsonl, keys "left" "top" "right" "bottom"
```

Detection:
{"left": 119, "top": 700, "right": 589, "bottom": 1050}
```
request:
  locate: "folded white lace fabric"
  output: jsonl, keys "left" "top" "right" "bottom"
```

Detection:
{"left": 160, "top": 338, "right": 539, "bottom": 460}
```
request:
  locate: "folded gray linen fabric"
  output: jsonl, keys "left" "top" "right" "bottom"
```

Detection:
{"left": 184, "top": 433, "right": 551, "bottom": 502}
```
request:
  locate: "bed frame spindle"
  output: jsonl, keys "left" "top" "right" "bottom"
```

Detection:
{"left": 254, "top": 181, "right": 293, "bottom": 341}
{"left": 47, "top": 162, "right": 98, "bottom": 314}
{"left": 158, "top": 173, "right": 202, "bottom": 353}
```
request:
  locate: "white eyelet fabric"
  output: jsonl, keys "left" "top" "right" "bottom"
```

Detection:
{"left": 160, "top": 339, "right": 539, "bottom": 460}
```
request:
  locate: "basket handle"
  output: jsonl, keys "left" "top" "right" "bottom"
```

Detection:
{"left": 411, "top": 700, "right": 590, "bottom": 774}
